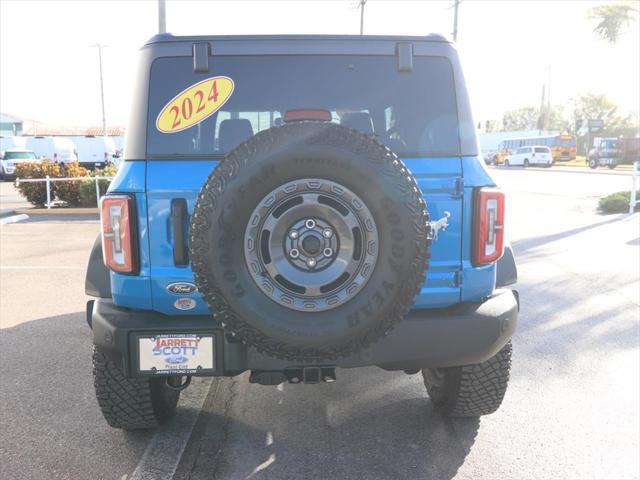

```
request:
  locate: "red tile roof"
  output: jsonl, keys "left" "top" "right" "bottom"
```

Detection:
{"left": 21, "top": 125, "right": 125, "bottom": 136}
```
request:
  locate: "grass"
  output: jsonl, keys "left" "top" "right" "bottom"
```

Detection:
{"left": 598, "top": 191, "right": 639, "bottom": 214}
{"left": 556, "top": 156, "right": 632, "bottom": 169}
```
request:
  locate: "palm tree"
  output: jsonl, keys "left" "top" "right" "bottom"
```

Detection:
{"left": 589, "top": 1, "right": 639, "bottom": 44}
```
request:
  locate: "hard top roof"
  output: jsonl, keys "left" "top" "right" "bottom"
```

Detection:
{"left": 145, "top": 33, "right": 450, "bottom": 46}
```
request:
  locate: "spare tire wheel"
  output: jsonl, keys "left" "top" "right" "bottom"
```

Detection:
{"left": 190, "top": 122, "right": 431, "bottom": 361}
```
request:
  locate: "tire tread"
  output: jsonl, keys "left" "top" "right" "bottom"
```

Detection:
{"left": 190, "top": 122, "right": 431, "bottom": 361}
{"left": 92, "top": 347, "right": 179, "bottom": 430}
{"left": 423, "top": 342, "right": 512, "bottom": 417}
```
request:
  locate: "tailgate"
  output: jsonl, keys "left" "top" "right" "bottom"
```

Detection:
{"left": 146, "top": 157, "right": 464, "bottom": 315}
{"left": 146, "top": 160, "right": 216, "bottom": 315}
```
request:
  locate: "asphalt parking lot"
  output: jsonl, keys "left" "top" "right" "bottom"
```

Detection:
{"left": 1, "top": 166, "right": 638, "bottom": 480}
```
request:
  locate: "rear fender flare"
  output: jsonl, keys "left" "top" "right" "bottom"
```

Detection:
{"left": 85, "top": 234, "right": 111, "bottom": 298}
{"left": 496, "top": 243, "right": 517, "bottom": 287}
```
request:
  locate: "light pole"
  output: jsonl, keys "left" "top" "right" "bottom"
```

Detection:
{"left": 452, "top": 0, "right": 461, "bottom": 41}
{"left": 359, "top": 0, "right": 367, "bottom": 35}
{"left": 91, "top": 44, "right": 108, "bottom": 139}
{"left": 158, "top": 0, "right": 166, "bottom": 33}
{"left": 545, "top": 65, "right": 551, "bottom": 114}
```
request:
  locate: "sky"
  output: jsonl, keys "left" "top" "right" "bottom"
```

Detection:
{"left": 1, "top": 0, "right": 639, "bottom": 128}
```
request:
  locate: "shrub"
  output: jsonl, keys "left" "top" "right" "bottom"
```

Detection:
{"left": 15, "top": 161, "right": 63, "bottom": 207}
{"left": 599, "top": 191, "right": 640, "bottom": 214}
{"left": 56, "top": 162, "right": 89, "bottom": 207}
{"left": 78, "top": 164, "right": 118, "bottom": 207}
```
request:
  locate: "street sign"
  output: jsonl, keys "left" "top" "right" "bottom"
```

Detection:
{"left": 576, "top": 119, "right": 588, "bottom": 137}
{"left": 588, "top": 119, "right": 604, "bottom": 133}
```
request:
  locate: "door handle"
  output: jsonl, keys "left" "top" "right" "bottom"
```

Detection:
{"left": 171, "top": 198, "right": 189, "bottom": 266}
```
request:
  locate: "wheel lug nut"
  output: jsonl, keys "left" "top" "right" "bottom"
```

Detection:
{"left": 323, "top": 248, "right": 333, "bottom": 257}
{"left": 307, "top": 258, "right": 317, "bottom": 268}
{"left": 305, "top": 219, "right": 316, "bottom": 229}
{"left": 290, "top": 249, "right": 300, "bottom": 259}
{"left": 289, "top": 230, "right": 299, "bottom": 239}
{"left": 322, "top": 228, "right": 333, "bottom": 238}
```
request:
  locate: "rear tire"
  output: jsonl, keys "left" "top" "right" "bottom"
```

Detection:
{"left": 93, "top": 347, "right": 180, "bottom": 430}
{"left": 504, "top": 160, "right": 510, "bottom": 167}
{"left": 422, "top": 341, "right": 512, "bottom": 417}
{"left": 589, "top": 158, "right": 598, "bottom": 169}
{"left": 523, "top": 159, "right": 529, "bottom": 168}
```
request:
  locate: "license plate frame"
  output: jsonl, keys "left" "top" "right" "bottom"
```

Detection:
{"left": 136, "top": 333, "right": 216, "bottom": 376}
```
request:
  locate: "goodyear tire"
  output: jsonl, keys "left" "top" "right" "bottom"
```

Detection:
{"left": 422, "top": 341, "right": 512, "bottom": 417}
{"left": 93, "top": 348, "right": 180, "bottom": 430}
{"left": 190, "top": 122, "right": 430, "bottom": 361}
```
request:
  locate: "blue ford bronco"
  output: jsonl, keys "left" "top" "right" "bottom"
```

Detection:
{"left": 86, "top": 34, "right": 518, "bottom": 430}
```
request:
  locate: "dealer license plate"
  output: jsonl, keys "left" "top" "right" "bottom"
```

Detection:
{"left": 138, "top": 334, "right": 214, "bottom": 375}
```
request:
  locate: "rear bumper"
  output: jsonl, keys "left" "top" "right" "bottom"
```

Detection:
{"left": 89, "top": 289, "right": 518, "bottom": 377}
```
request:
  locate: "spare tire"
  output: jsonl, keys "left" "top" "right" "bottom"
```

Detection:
{"left": 190, "top": 122, "right": 430, "bottom": 361}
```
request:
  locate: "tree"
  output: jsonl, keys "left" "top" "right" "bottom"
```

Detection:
{"left": 589, "top": 1, "right": 639, "bottom": 43}
{"left": 569, "top": 93, "right": 639, "bottom": 154}
{"left": 480, "top": 119, "right": 501, "bottom": 133}
{"left": 545, "top": 105, "right": 570, "bottom": 132}
{"left": 501, "top": 105, "right": 568, "bottom": 132}
{"left": 570, "top": 93, "right": 625, "bottom": 133}
{"left": 502, "top": 107, "right": 539, "bottom": 131}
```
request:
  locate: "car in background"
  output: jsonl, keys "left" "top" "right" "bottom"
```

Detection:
{"left": 0, "top": 148, "right": 38, "bottom": 180}
{"left": 24, "top": 136, "right": 78, "bottom": 164}
{"left": 483, "top": 149, "right": 497, "bottom": 165}
{"left": 504, "top": 146, "right": 553, "bottom": 167}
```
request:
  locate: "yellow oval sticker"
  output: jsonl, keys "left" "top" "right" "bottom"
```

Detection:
{"left": 156, "top": 76, "right": 234, "bottom": 133}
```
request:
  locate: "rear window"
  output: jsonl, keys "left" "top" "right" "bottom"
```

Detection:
{"left": 534, "top": 147, "right": 550, "bottom": 153}
{"left": 146, "top": 55, "right": 459, "bottom": 158}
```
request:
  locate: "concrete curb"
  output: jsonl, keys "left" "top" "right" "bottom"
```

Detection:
{"left": 0, "top": 208, "right": 16, "bottom": 219}
{"left": 550, "top": 163, "right": 632, "bottom": 170}
{"left": 15, "top": 207, "right": 99, "bottom": 215}
{"left": 0, "top": 214, "right": 29, "bottom": 225}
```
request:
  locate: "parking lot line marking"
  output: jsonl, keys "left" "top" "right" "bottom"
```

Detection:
{"left": 129, "top": 378, "right": 213, "bottom": 480}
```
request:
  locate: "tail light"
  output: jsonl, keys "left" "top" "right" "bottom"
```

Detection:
{"left": 473, "top": 188, "right": 505, "bottom": 266}
{"left": 101, "top": 195, "right": 138, "bottom": 274}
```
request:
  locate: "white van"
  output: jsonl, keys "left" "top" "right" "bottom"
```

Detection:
{"left": 0, "top": 135, "right": 27, "bottom": 155}
{"left": 25, "top": 136, "right": 78, "bottom": 164}
{"left": 70, "top": 136, "right": 117, "bottom": 169}
{"left": 504, "top": 146, "right": 553, "bottom": 167}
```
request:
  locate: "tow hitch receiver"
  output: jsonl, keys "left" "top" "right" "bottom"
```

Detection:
{"left": 250, "top": 367, "right": 337, "bottom": 385}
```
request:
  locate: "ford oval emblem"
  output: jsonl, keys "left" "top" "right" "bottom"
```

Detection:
{"left": 167, "top": 282, "right": 197, "bottom": 295}
{"left": 165, "top": 355, "right": 189, "bottom": 364}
